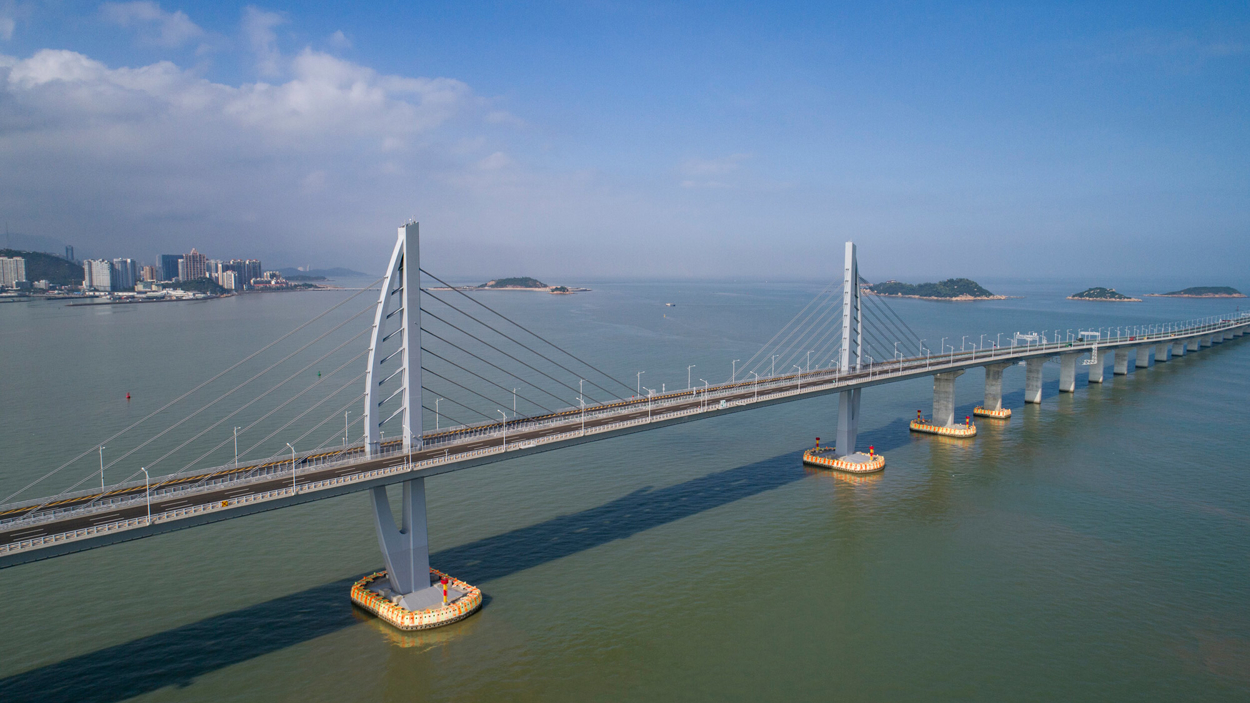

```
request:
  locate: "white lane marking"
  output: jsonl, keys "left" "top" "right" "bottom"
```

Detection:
{"left": 160, "top": 499, "right": 189, "bottom": 507}
{"left": 8, "top": 528, "right": 45, "bottom": 538}
{"left": 89, "top": 513, "right": 121, "bottom": 522}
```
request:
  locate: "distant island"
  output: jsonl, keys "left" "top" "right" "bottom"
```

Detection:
{"left": 863, "top": 278, "right": 1006, "bottom": 301}
{"left": 277, "top": 266, "right": 367, "bottom": 279}
{"left": 1145, "top": 286, "right": 1245, "bottom": 299}
{"left": 433, "top": 276, "right": 589, "bottom": 294}
{"left": 1068, "top": 287, "right": 1140, "bottom": 302}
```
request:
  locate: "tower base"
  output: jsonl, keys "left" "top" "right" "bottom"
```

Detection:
{"left": 351, "top": 568, "right": 482, "bottom": 631}
{"left": 802, "top": 447, "right": 885, "bottom": 473}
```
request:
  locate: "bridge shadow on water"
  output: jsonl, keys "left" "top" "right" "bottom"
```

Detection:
{"left": 0, "top": 452, "right": 810, "bottom": 703}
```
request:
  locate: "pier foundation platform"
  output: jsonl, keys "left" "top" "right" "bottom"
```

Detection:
{"left": 803, "top": 446, "right": 884, "bottom": 473}
{"left": 351, "top": 569, "right": 482, "bottom": 631}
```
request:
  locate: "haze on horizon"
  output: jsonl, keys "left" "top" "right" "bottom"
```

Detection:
{"left": 0, "top": 1, "right": 1246, "bottom": 284}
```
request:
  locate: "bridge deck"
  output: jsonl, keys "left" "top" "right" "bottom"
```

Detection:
{"left": 2, "top": 318, "right": 1244, "bottom": 568}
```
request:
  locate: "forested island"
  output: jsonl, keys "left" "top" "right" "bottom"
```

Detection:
{"left": 1146, "top": 286, "right": 1245, "bottom": 298}
{"left": 863, "top": 278, "right": 1005, "bottom": 301}
{"left": 1068, "top": 287, "right": 1140, "bottom": 302}
{"left": 431, "top": 277, "right": 588, "bottom": 294}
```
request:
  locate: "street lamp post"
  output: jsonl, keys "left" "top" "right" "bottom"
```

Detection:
{"left": 750, "top": 371, "right": 759, "bottom": 402}
{"left": 579, "top": 396, "right": 586, "bottom": 435}
{"left": 435, "top": 399, "right": 442, "bottom": 431}
{"left": 233, "top": 427, "right": 241, "bottom": 467}
{"left": 140, "top": 467, "right": 151, "bottom": 525}
{"left": 794, "top": 365, "right": 802, "bottom": 392}
{"left": 687, "top": 365, "right": 695, "bottom": 390}
{"left": 771, "top": 355, "right": 779, "bottom": 378}
{"left": 286, "top": 442, "right": 296, "bottom": 493}
{"left": 700, "top": 380, "right": 709, "bottom": 410}
{"left": 636, "top": 372, "right": 644, "bottom": 396}
{"left": 498, "top": 410, "right": 507, "bottom": 450}
{"left": 98, "top": 445, "right": 106, "bottom": 491}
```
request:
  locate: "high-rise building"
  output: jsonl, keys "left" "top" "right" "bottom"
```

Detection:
{"left": 183, "top": 248, "right": 207, "bottom": 280}
{"left": 220, "top": 270, "right": 239, "bottom": 290}
{"left": 83, "top": 259, "right": 114, "bottom": 291}
{"left": 112, "top": 258, "right": 139, "bottom": 290}
{"left": 64, "top": 245, "right": 74, "bottom": 263}
{"left": 159, "top": 254, "right": 182, "bottom": 281}
{"left": 141, "top": 265, "right": 159, "bottom": 282}
{"left": 0, "top": 256, "right": 26, "bottom": 288}
{"left": 223, "top": 259, "right": 261, "bottom": 290}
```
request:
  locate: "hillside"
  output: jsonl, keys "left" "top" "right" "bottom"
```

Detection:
{"left": 1068, "top": 287, "right": 1140, "bottom": 302}
{"left": 864, "top": 278, "right": 1002, "bottom": 300}
{"left": 478, "top": 277, "right": 547, "bottom": 289}
{"left": 1152, "top": 286, "right": 1245, "bottom": 298}
{"left": 0, "top": 249, "right": 82, "bottom": 286}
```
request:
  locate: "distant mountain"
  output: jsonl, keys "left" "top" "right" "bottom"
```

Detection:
{"left": 0, "top": 249, "right": 82, "bottom": 286}
{"left": 1149, "top": 286, "right": 1245, "bottom": 298}
{"left": 1068, "top": 287, "right": 1141, "bottom": 302}
{"left": 864, "top": 278, "right": 1003, "bottom": 300}
{"left": 277, "top": 267, "right": 367, "bottom": 279}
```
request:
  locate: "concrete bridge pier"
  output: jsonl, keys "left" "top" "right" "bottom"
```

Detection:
{"left": 1235, "top": 328, "right": 1245, "bottom": 338}
{"left": 1156, "top": 343, "right": 1170, "bottom": 362}
{"left": 1059, "top": 353, "right": 1079, "bottom": 392}
{"left": 1088, "top": 351, "right": 1105, "bottom": 383}
{"left": 1135, "top": 347, "right": 1151, "bottom": 368}
{"left": 1201, "top": 335, "right": 1212, "bottom": 348}
{"left": 1025, "top": 358, "right": 1045, "bottom": 403}
{"left": 1114, "top": 349, "right": 1130, "bottom": 375}
{"left": 933, "top": 370, "right": 965, "bottom": 426}
{"left": 981, "top": 362, "right": 1013, "bottom": 410}
{"left": 371, "top": 478, "right": 440, "bottom": 609}
{"left": 1188, "top": 337, "right": 1200, "bottom": 352}
{"left": 1172, "top": 340, "right": 1186, "bottom": 357}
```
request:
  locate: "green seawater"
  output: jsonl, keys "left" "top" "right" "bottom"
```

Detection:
{"left": 1, "top": 279, "right": 1248, "bottom": 702}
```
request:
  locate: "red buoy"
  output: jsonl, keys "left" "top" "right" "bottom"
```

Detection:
{"left": 126, "top": 393, "right": 131, "bottom": 401}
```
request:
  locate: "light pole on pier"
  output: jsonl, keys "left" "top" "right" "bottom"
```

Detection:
{"left": 894, "top": 341, "right": 900, "bottom": 361}
{"left": 498, "top": 410, "right": 507, "bottom": 450}
{"left": 140, "top": 467, "right": 151, "bottom": 525}
{"left": 919, "top": 339, "right": 926, "bottom": 356}
{"left": 286, "top": 442, "right": 296, "bottom": 493}
{"left": 806, "top": 351, "right": 813, "bottom": 373}
{"left": 644, "top": 387, "right": 654, "bottom": 421}
{"left": 962, "top": 335, "right": 968, "bottom": 352}
{"left": 794, "top": 365, "right": 802, "bottom": 392}
{"left": 687, "top": 365, "right": 695, "bottom": 390}
{"left": 750, "top": 371, "right": 759, "bottom": 402}
{"left": 700, "top": 380, "right": 709, "bottom": 410}
{"left": 940, "top": 337, "right": 948, "bottom": 354}
{"left": 579, "top": 396, "right": 586, "bottom": 436}
{"left": 732, "top": 360, "right": 739, "bottom": 383}
{"left": 98, "top": 445, "right": 106, "bottom": 491}
{"left": 771, "top": 355, "right": 779, "bottom": 378}
{"left": 636, "top": 372, "right": 644, "bottom": 396}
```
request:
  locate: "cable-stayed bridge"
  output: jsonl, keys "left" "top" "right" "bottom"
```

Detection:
{"left": 2, "top": 225, "right": 1247, "bottom": 619}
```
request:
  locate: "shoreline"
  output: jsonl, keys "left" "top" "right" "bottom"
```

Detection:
{"left": 861, "top": 291, "right": 1013, "bottom": 302}
{"left": 429, "top": 286, "right": 590, "bottom": 294}
{"left": 1067, "top": 296, "right": 1142, "bottom": 302}
{"left": 1144, "top": 293, "right": 1247, "bottom": 299}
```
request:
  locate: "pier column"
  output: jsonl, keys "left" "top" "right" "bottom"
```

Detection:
{"left": 1201, "top": 335, "right": 1212, "bottom": 348}
{"left": 1172, "top": 340, "right": 1186, "bottom": 357}
{"left": 1236, "top": 328, "right": 1245, "bottom": 338}
{"left": 1059, "top": 353, "right": 1078, "bottom": 392}
{"left": 1087, "top": 349, "right": 1105, "bottom": 383}
{"left": 1156, "top": 343, "right": 1170, "bottom": 362}
{"left": 1188, "top": 337, "right": 1200, "bottom": 352}
{"left": 1135, "top": 346, "right": 1151, "bottom": 368}
{"left": 1025, "top": 358, "right": 1045, "bottom": 403}
{"left": 372, "top": 478, "right": 438, "bottom": 606}
{"left": 1114, "top": 349, "right": 1130, "bottom": 375}
{"left": 933, "top": 370, "right": 965, "bottom": 427}
{"left": 982, "top": 362, "right": 1013, "bottom": 411}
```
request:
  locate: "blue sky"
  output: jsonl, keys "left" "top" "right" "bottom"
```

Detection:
{"left": 0, "top": 1, "right": 1246, "bottom": 282}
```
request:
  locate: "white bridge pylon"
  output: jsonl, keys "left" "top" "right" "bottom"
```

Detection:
{"left": 364, "top": 222, "right": 436, "bottom": 601}
{"left": 364, "top": 222, "right": 421, "bottom": 457}
{"left": 836, "top": 241, "right": 862, "bottom": 457}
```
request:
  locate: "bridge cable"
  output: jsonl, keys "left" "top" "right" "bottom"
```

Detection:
{"left": 419, "top": 307, "right": 605, "bottom": 404}
{"left": 737, "top": 279, "right": 840, "bottom": 374}
{"left": 3, "top": 281, "right": 382, "bottom": 509}
{"left": 739, "top": 281, "right": 842, "bottom": 378}
{"left": 420, "top": 268, "right": 636, "bottom": 397}
{"left": 420, "top": 346, "right": 554, "bottom": 415}
{"left": 420, "top": 326, "right": 574, "bottom": 408}
{"left": 420, "top": 288, "right": 621, "bottom": 404}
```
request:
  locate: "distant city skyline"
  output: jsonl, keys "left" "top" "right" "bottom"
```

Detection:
{"left": 0, "top": 2, "right": 1247, "bottom": 282}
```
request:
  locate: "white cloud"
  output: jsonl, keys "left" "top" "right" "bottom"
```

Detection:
{"left": 682, "top": 153, "right": 751, "bottom": 176}
{"left": 478, "top": 151, "right": 512, "bottom": 170}
{"left": 328, "top": 30, "right": 351, "bottom": 50}
{"left": 0, "top": 16, "right": 13, "bottom": 41}
{"left": 100, "top": 2, "right": 205, "bottom": 48}
{"left": 242, "top": 6, "right": 285, "bottom": 76}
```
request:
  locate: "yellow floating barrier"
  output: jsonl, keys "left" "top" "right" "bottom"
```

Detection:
{"left": 972, "top": 406, "right": 1011, "bottom": 419}
{"left": 802, "top": 446, "right": 885, "bottom": 473}
{"left": 909, "top": 418, "right": 977, "bottom": 438}
{"left": 350, "top": 568, "right": 483, "bottom": 632}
